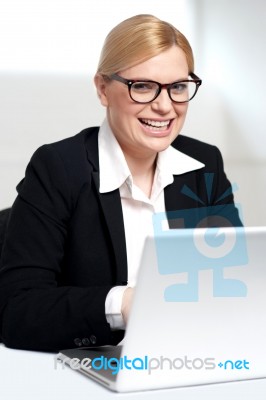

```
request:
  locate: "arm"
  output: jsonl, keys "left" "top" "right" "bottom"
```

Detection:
{"left": 0, "top": 145, "right": 119, "bottom": 352}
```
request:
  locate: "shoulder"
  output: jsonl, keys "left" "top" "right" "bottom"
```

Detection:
{"left": 18, "top": 127, "right": 100, "bottom": 210}
{"left": 30, "top": 126, "right": 100, "bottom": 177}
{"left": 40, "top": 126, "right": 99, "bottom": 163}
{"left": 172, "top": 134, "right": 222, "bottom": 166}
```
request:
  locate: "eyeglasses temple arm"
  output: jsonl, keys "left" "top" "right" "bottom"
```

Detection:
{"left": 190, "top": 72, "right": 202, "bottom": 85}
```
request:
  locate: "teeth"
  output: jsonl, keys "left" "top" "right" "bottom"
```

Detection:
{"left": 141, "top": 119, "right": 170, "bottom": 127}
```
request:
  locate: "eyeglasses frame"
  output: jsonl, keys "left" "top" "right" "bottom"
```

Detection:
{"left": 109, "top": 72, "right": 202, "bottom": 104}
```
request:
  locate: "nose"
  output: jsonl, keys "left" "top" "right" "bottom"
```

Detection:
{"left": 151, "top": 88, "right": 173, "bottom": 113}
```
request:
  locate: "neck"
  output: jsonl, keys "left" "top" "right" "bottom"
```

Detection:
{"left": 123, "top": 151, "right": 157, "bottom": 198}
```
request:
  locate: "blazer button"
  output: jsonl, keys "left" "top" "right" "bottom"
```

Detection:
{"left": 82, "top": 338, "right": 91, "bottom": 346}
{"left": 74, "top": 338, "right": 82, "bottom": 347}
{"left": 90, "top": 335, "right": 97, "bottom": 345}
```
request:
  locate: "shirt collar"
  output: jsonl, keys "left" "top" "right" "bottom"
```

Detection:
{"left": 157, "top": 142, "right": 205, "bottom": 176}
{"left": 98, "top": 118, "right": 205, "bottom": 194}
{"left": 99, "top": 119, "right": 132, "bottom": 193}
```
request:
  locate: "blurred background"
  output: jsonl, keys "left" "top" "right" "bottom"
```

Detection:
{"left": 0, "top": 0, "right": 265, "bottom": 225}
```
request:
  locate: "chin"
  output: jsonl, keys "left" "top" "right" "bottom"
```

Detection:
{"left": 146, "top": 138, "right": 173, "bottom": 154}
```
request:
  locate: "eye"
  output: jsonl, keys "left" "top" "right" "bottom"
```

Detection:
{"left": 131, "top": 82, "right": 157, "bottom": 92}
{"left": 170, "top": 82, "right": 188, "bottom": 94}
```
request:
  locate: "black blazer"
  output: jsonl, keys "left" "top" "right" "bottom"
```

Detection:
{"left": 0, "top": 127, "right": 242, "bottom": 352}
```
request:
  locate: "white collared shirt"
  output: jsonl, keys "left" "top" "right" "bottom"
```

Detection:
{"left": 99, "top": 119, "right": 204, "bottom": 329}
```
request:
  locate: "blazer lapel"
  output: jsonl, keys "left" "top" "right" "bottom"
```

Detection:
{"left": 164, "top": 174, "right": 191, "bottom": 212}
{"left": 164, "top": 173, "right": 200, "bottom": 229}
{"left": 85, "top": 128, "right": 128, "bottom": 285}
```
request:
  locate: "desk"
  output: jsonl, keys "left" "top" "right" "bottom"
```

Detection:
{"left": 0, "top": 344, "right": 265, "bottom": 400}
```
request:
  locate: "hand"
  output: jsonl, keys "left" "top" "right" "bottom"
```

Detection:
{"left": 121, "top": 287, "right": 134, "bottom": 325}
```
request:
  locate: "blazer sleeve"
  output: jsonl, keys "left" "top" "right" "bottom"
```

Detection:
{"left": 0, "top": 145, "right": 116, "bottom": 352}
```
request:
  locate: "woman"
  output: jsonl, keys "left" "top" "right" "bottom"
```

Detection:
{"left": 0, "top": 14, "right": 241, "bottom": 352}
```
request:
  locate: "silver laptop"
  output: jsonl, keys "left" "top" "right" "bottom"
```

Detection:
{"left": 57, "top": 226, "right": 266, "bottom": 392}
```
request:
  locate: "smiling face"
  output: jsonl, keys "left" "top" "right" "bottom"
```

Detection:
{"left": 94, "top": 46, "right": 189, "bottom": 161}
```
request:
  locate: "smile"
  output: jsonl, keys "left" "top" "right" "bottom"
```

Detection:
{"left": 139, "top": 118, "right": 172, "bottom": 131}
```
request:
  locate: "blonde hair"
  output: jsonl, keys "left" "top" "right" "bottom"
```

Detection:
{"left": 96, "top": 14, "right": 194, "bottom": 76}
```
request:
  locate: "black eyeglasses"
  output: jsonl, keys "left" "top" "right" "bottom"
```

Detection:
{"left": 109, "top": 73, "right": 202, "bottom": 104}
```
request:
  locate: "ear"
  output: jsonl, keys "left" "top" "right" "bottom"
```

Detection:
{"left": 94, "top": 74, "right": 109, "bottom": 107}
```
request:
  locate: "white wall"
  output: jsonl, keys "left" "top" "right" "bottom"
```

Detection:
{"left": 183, "top": 0, "right": 266, "bottom": 225}
{"left": 1, "top": 0, "right": 266, "bottom": 226}
{"left": 0, "top": 0, "right": 195, "bottom": 75}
